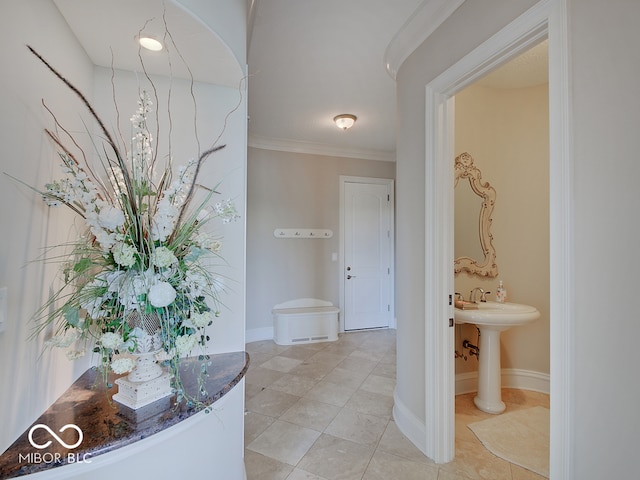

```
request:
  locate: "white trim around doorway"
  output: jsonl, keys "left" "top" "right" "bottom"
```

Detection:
{"left": 420, "top": 1, "right": 574, "bottom": 477}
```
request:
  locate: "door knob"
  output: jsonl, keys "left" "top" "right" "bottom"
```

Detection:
{"left": 347, "top": 275, "right": 356, "bottom": 279}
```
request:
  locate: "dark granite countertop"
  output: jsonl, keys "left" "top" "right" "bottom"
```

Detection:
{"left": 0, "top": 351, "right": 249, "bottom": 478}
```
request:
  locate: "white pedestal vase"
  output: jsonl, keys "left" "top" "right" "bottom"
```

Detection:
{"left": 113, "top": 311, "right": 173, "bottom": 409}
{"left": 113, "top": 351, "right": 173, "bottom": 409}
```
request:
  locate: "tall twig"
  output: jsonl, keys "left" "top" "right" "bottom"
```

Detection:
{"left": 42, "top": 101, "right": 110, "bottom": 201}
{"left": 110, "top": 48, "right": 128, "bottom": 157}
{"left": 169, "top": 144, "right": 226, "bottom": 241}
{"left": 135, "top": 21, "right": 161, "bottom": 168}
{"left": 162, "top": 9, "right": 200, "bottom": 157}
{"left": 26, "top": 45, "right": 140, "bottom": 227}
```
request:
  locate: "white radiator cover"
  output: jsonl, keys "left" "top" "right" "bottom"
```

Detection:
{"left": 272, "top": 298, "right": 340, "bottom": 345}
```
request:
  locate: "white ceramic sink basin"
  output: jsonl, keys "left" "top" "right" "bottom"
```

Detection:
{"left": 454, "top": 300, "right": 540, "bottom": 414}
{"left": 455, "top": 301, "right": 540, "bottom": 330}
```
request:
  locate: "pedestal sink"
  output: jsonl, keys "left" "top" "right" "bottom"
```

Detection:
{"left": 455, "top": 301, "right": 540, "bottom": 414}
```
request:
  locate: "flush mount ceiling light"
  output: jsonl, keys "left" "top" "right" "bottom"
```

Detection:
{"left": 333, "top": 114, "right": 357, "bottom": 130}
{"left": 139, "top": 36, "right": 163, "bottom": 52}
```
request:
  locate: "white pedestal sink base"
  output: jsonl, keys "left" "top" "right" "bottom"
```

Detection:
{"left": 474, "top": 393, "right": 506, "bottom": 415}
{"left": 454, "top": 301, "right": 541, "bottom": 415}
{"left": 474, "top": 327, "right": 506, "bottom": 414}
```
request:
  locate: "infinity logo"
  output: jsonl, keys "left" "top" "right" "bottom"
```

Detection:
{"left": 28, "top": 424, "right": 83, "bottom": 450}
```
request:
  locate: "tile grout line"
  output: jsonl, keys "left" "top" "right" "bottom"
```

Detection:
{"left": 246, "top": 330, "right": 546, "bottom": 480}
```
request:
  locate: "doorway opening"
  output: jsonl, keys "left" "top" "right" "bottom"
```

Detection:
{"left": 453, "top": 39, "right": 550, "bottom": 395}
{"left": 453, "top": 38, "right": 550, "bottom": 464}
{"left": 419, "top": 2, "right": 573, "bottom": 476}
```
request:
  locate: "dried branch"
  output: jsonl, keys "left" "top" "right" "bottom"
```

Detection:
{"left": 110, "top": 48, "right": 128, "bottom": 157}
{"left": 170, "top": 144, "right": 226, "bottom": 241}
{"left": 135, "top": 20, "right": 161, "bottom": 168}
{"left": 42, "top": 101, "right": 110, "bottom": 202}
{"left": 26, "top": 45, "right": 139, "bottom": 226}
{"left": 3, "top": 172, "right": 86, "bottom": 219}
{"left": 162, "top": 9, "right": 200, "bottom": 156}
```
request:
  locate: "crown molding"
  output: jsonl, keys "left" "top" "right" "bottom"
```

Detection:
{"left": 384, "top": 0, "right": 466, "bottom": 80}
{"left": 248, "top": 135, "right": 396, "bottom": 162}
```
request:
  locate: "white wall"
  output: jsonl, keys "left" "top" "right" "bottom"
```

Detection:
{"left": 569, "top": 1, "right": 640, "bottom": 478}
{"left": 246, "top": 147, "right": 394, "bottom": 340}
{"left": 175, "top": 0, "right": 249, "bottom": 355}
{"left": 396, "top": 0, "right": 640, "bottom": 477}
{"left": 454, "top": 83, "right": 550, "bottom": 379}
{"left": 0, "top": 0, "right": 95, "bottom": 454}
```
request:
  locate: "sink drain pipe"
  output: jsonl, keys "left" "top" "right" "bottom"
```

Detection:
{"left": 462, "top": 339, "right": 480, "bottom": 358}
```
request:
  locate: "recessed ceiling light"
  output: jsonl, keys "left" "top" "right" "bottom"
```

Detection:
{"left": 139, "top": 36, "right": 163, "bottom": 52}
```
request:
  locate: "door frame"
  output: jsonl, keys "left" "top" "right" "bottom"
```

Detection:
{"left": 339, "top": 176, "right": 395, "bottom": 332}
{"left": 423, "top": 0, "right": 574, "bottom": 476}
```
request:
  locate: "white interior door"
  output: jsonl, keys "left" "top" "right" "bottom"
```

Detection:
{"left": 343, "top": 181, "right": 393, "bottom": 331}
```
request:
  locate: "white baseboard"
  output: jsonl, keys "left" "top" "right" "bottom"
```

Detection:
{"left": 393, "top": 369, "right": 550, "bottom": 462}
{"left": 455, "top": 368, "right": 550, "bottom": 395}
{"left": 392, "top": 389, "right": 427, "bottom": 456}
{"left": 500, "top": 368, "right": 550, "bottom": 394}
{"left": 245, "top": 326, "right": 274, "bottom": 344}
{"left": 248, "top": 322, "right": 398, "bottom": 343}
{"left": 455, "top": 372, "right": 481, "bottom": 395}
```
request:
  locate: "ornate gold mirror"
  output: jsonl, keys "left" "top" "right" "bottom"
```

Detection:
{"left": 454, "top": 152, "right": 498, "bottom": 277}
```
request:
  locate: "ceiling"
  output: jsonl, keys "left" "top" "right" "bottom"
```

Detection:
{"left": 247, "top": 1, "right": 547, "bottom": 161}
{"left": 52, "top": 0, "right": 548, "bottom": 163}
{"left": 52, "top": 0, "right": 244, "bottom": 87}
{"left": 475, "top": 40, "right": 548, "bottom": 89}
{"left": 246, "top": 0, "right": 425, "bottom": 162}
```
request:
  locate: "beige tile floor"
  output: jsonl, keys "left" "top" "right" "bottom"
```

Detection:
{"left": 245, "top": 329, "right": 549, "bottom": 480}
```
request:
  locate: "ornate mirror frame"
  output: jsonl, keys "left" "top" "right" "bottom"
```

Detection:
{"left": 454, "top": 152, "right": 498, "bottom": 277}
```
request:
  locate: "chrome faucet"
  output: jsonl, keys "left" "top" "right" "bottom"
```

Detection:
{"left": 470, "top": 287, "right": 490, "bottom": 303}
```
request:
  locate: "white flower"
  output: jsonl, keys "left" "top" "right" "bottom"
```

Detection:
{"left": 114, "top": 269, "right": 156, "bottom": 311}
{"left": 111, "top": 357, "right": 136, "bottom": 374}
{"left": 65, "top": 349, "right": 85, "bottom": 360}
{"left": 45, "top": 329, "right": 80, "bottom": 348}
{"left": 214, "top": 199, "right": 239, "bottom": 223}
{"left": 151, "top": 197, "right": 178, "bottom": 242}
{"left": 175, "top": 334, "right": 197, "bottom": 356}
{"left": 113, "top": 242, "right": 137, "bottom": 267}
{"left": 151, "top": 247, "right": 177, "bottom": 269}
{"left": 148, "top": 281, "right": 176, "bottom": 308}
{"left": 192, "top": 231, "right": 221, "bottom": 252}
{"left": 91, "top": 227, "right": 118, "bottom": 252}
{"left": 100, "top": 332, "right": 123, "bottom": 350}
{"left": 106, "top": 270, "right": 126, "bottom": 293}
{"left": 182, "top": 270, "right": 207, "bottom": 300}
{"left": 210, "top": 240, "right": 222, "bottom": 253}
{"left": 80, "top": 285, "right": 110, "bottom": 319}
{"left": 97, "top": 206, "right": 125, "bottom": 231}
{"left": 191, "top": 311, "right": 212, "bottom": 328}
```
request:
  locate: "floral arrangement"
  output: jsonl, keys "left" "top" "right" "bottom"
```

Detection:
{"left": 21, "top": 46, "right": 238, "bottom": 398}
